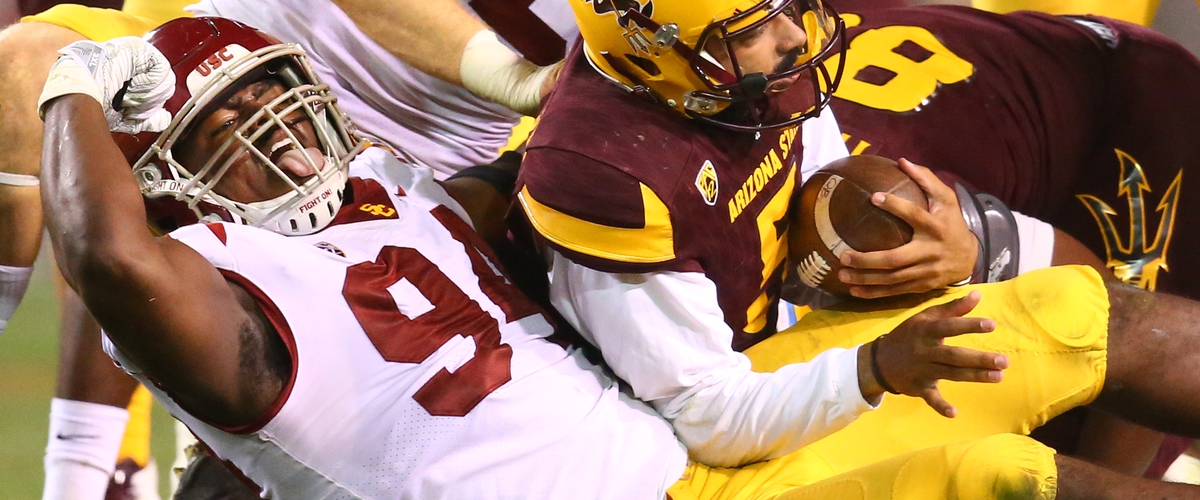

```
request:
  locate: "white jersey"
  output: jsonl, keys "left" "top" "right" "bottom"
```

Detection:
{"left": 186, "top": 0, "right": 579, "bottom": 178}
{"left": 107, "top": 148, "right": 685, "bottom": 499}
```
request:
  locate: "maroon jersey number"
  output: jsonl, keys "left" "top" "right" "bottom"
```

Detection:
{"left": 466, "top": 0, "right": 567, "bottom": 66}
{"left": 343, "top": 245, "right": 516, "bottom": 417}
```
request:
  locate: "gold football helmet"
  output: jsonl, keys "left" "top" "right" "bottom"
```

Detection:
{"left": 571, "top": 0, "right": 845, "bottom": 131}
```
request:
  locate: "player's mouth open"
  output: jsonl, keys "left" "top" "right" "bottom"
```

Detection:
{"left": 267, "top": 138, "right": 324, "bottom": 179}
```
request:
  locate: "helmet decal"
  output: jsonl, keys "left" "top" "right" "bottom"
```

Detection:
{"left": 185, "top": 44, "right": 250, "bottom": 95}
{"left": 586, "top": 0, "right": 657, "bottom": 55}
{"left": 588, "top": 0, "right": 654, "bottom": 21}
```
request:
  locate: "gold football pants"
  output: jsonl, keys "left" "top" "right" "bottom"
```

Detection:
{"left": 972, "top": 0, "right": 1159, "bottom": 26}
{"left": 22, "top": 0, "right": 191, "bottom": 42}
{"left": 669, "top": 265, "right": 1108, "bottom": 500}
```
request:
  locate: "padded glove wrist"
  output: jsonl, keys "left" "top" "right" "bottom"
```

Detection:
{"left": 37, "top": 53, "right": 104, "bottom": 117}
{"left": 38, "top": 37, "right": 176, "bottom": 135}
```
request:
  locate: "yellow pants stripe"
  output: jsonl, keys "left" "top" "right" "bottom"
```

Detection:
{"left": 117, "top": 385, "right": 153, "bottom": 467}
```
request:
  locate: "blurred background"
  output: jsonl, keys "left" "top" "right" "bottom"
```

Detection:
{"left": 0, "top": 240, "right": 178, "bottom": 499}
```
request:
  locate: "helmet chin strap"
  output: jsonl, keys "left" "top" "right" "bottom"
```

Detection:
{"left": 233, "top": 165, "right": 348, "bottom": 236}
{"left": 741, "top": 73, "right": 769, "bottom": 97}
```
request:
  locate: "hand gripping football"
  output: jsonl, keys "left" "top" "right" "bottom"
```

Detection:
{"left": 789, "top": 155, "right": 929, "bottom": 297}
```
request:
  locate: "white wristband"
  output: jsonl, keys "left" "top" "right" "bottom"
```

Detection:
{"left": 459, "top": 29, "right": 560, "bottom": 116}
{"left": 37, "top": 56, "right": 104, "bottom": 120}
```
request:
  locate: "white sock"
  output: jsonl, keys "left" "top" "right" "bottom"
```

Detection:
{"left": 42, "top": 398, "right": 130, "bottom": 500}
{"left": 0, "top": 264, "right": 33, "bottom": 334}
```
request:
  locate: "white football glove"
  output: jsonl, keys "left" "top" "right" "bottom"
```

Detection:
{"left": 37, "top": 36, "right": 176, "bottom": 135}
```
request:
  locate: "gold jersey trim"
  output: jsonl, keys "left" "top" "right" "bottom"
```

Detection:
{"left": 519, "top": 184, "right": 676, "bottom": 263}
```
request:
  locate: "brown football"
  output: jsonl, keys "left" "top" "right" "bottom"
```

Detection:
{"left": 789, "top": 155, "right": 929, "bottom": 297}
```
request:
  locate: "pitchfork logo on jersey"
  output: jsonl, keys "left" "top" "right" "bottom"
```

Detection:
{"left": 1077, "top": 149, "right": 1183, "bottom": 291}
{"left": 695, "top": 160, "right": 719, "bottom": 206}
{"left": 586, "top": 0, "right": 656, "bottom": 54}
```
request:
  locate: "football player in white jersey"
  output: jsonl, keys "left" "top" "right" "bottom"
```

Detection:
{"left": 0, "top": 0, "right": 564, "bottom": 497}
{"left": 39, "top": 17, "right": 686, "bottom": 499}
{"left": 187, "top": 0, "right": 575, "bottom": 178}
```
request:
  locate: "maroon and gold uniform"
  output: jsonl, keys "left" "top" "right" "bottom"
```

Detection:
{"left": 514, "top": 42, "right": 867, "bottom": 467}
{"left": 826, "top": 7, "right": 1200, "bottom": 476}
{"left": 828, "top": 6, "right": 1200, "bottom": 300}
{"left": 518, "top": 46, "right": 844, "bottom": 351}
{"left": 513, "top": 17, "right": 1111, "bottom": 482}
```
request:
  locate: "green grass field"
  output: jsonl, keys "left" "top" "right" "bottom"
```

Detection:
{"left": 0, "top": 249, "right": 178, "bottom": 499}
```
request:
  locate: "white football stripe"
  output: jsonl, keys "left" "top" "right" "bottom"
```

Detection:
{"left": 813, "top": 175, "right": 852, "bottom": 258}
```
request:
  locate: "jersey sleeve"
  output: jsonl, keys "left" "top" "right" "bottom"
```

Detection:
{"left": 167, "top": 223, "right": 239, "bottom": 273}
{"left": 545, "top": 248, "right": 875, "bottom": 467}
{"left": 800, "top": 107, "right": 850, "bottom": 185}
{"left": 517, "top": 147, "right": 700, "bottom": 275}
{"left": 1013, "top": 210, "right": 1055, "bottom": 275}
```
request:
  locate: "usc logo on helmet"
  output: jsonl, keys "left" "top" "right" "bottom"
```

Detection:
{"left": 185, "top": 43, "right": 251, "bottom": 95}
{"left": 196, "top": 47, "right": 234, "bottom": 77}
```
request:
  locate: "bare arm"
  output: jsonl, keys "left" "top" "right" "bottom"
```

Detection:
{"left": 329, "top": 0, "right": 561, "bottom": 115}
{"left": 329, "top": 0, "right": 485, "bottom": 86}
{"left": 439, "top": 152, "right": 521, "bottom": 245}
{"left": 440, "top": 176, "right": 511, "bottom": 245}
{"left": 41, "top": 95, "right": 279, "bottom": 427}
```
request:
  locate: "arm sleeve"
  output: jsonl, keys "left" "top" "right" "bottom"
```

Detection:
{"left": 800, "top": 107, "right": 851, "bottom": 185}
{"left": 546, "top": 249, "right": 875, "bottom": 467}
{"left": 1013, "top": 210, "right": 1056, "bottom": 275}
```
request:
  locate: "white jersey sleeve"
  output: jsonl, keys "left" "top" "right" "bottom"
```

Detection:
{"left": 800, "top": 107, "right": 851, "bottom": 185}
{"left": 546, "top": 249, "right": 875, "bottom": 468}
{"left": 1013, "top": 210, "right": 1056, "bottom": 275}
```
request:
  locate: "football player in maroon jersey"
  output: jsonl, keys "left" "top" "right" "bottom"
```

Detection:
{"left": 515, "top": 0, "right": 1200, "bottom": 496}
